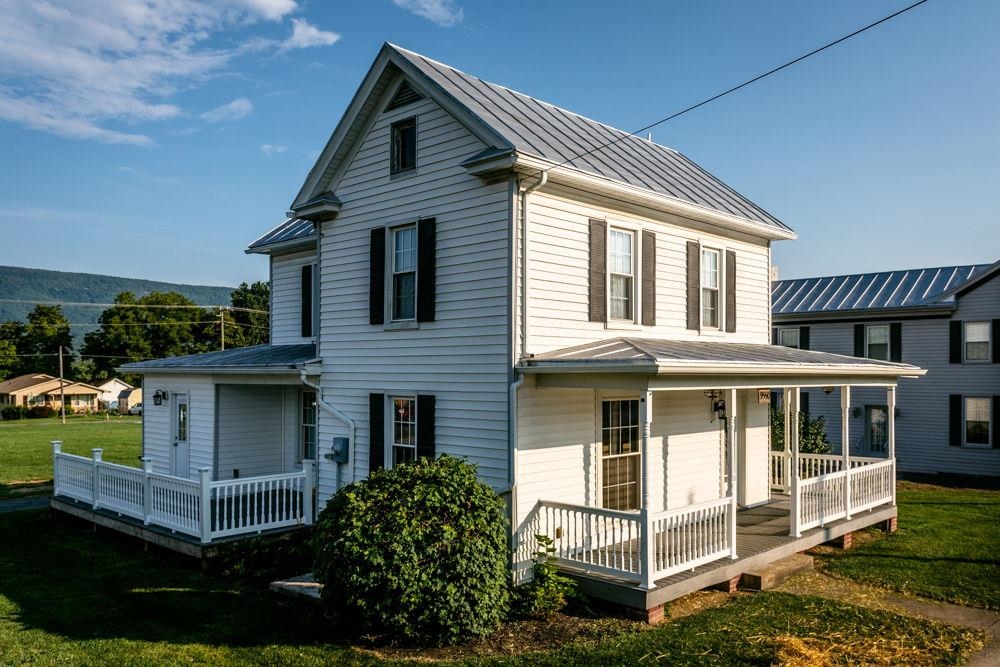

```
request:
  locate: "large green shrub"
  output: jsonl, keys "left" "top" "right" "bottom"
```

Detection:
{"left": 26, "top": 405, "right": 55, "bottom": 419}
{"left": 311, "top": 455, "right": 510, "bottom": 646}
{"left": 1, "top": 405, "right": 26, "bottom": 421}
{"left": 770, "top": 407, "right": 833, "bottom": 454}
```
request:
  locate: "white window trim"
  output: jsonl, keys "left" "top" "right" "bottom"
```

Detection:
{"left": 963, "top": 321, "right": 991, "bottom": 363}
{"left": 778, "top": 327, "right": 800, "bottom": 349}
{"left": 699, "top": 243, "right": 725, "bottom": 334}
{"left": 301, "top": 390, "right": 317, "bottom": 462}
{"left": 604, "top": 221, "right": 643, "bottom": 328}
{"left": 385, "top": 394, "right": 418, "bottom": 468}
{"left": 865, "top": 324, "right": 891, "bottom": 361}
{"left": 386, "top": 223, "right": 418, "bottom": 325}
{"left": 597, "top": 394, "right": 642, "bottom": 512}
{"left": 963, "top": 396, "right": 992, "bottom": 449}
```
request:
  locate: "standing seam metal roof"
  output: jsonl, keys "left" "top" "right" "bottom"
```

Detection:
{"left": 389, "top": 45, "right": 789, "bottom": 232}
{"left": 771, "top": 264, "right": 993, "bottom": 315}
{"left": 247, "top": 218, "right": 315, "bottom": 252}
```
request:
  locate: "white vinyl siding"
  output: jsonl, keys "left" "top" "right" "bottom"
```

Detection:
{"left": 740, "top": 396, "right": 771, "bottom": 506}
{"left": 271, "top": 250, "right": 317, "bottom": 345}
{"left": 139, "top": 374, "right": 215, "bottom": 478}
{"left": 216, "top": 385, "right": 292, "bottom": 480}
{"left": 314, "top": 91, "right": 512, "bottom": 501}
{"left": 521, "top": 190, "right": 771, "bottom": 354}
{"left": 659, "top": 391, "right": 725, "bottom": 510}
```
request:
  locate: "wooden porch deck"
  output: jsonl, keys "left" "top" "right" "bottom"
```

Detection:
{"left": 566, "top": 494, "right": 896, "bottom": 611}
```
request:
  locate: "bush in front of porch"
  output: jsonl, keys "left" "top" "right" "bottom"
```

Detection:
{"left": 770, "top": 408, "right": 834, "bottom": 454}
{"left": 311, "top": 455, "right": 510, "bottom": 646}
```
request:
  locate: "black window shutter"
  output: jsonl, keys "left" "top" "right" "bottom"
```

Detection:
{"left": 992, "top": 320, "right": 1000, "bottom": 363}
{"left": 772, "top": 328, "right": 778, "bottom": 345}
{"left": 641, "top": 230, "right": 656, "bottom": 326}
{"left": 300, "top": 264, "right": 313, "bottom": 338}
{"left": 369, "top": 228, "right": 386, "bottom": 325}
{"left": 725, "top": 250, "right": 737, "bottom": 333}
{"left": 949, "top": 394, "right": 961, "bottom": 447}
{"left": 686, "top": 241, "right": 700, "bottom": 330}
{"left": 890, "top": 322, "right": 902, "bottom": 363}
{"left": 949, "top": 321, "right": 962, "bottom": 363}
{"left": 800, "top": 326, "right": 810, "bottom": 350}
{"left": 854, "top": 324, "right": 865, "bottom": 357}
{"left": 417, "top": 217, "right": 436, "bottom": 322}
{"left": 369, "top": 393, "right": 385, "bottom": 472}
{"left": 800, "top": 391, "right": 810, "bottom": 416}
{"left": 993, "top": 396, "right": 999, "bottom": 448}
{"left": 416, "top": 394, "right": 436, "bottom": 460}
{"left": 588, "top": 219, "right": 607, "bottom": 322}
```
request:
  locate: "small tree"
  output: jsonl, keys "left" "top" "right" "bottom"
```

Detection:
{"left": 770, "top": 407, "right": 833, "bottom": 455}
{"left": 311, "top": 456, "right": 510, "bottom": 646}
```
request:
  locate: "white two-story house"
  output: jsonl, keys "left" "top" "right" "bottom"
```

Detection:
{"left": 52, "top": 44, "right": 923, "bottom": 616}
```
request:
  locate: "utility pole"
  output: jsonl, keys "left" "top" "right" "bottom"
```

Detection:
{"left": 220, "top": 307, "right": 226, "bottom": 351}
{"left": 58, "top": 345, "right": 66, "bottom": 424}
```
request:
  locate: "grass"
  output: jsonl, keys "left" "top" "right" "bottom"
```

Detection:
{"left": 0, "top": 508, "right": 985, "bottom": 666}
{"left": 0, "top": 415, "right": 142, "bottom": 496}
{"left": 817, "top": 481, "right": 1000, "bottom": 610}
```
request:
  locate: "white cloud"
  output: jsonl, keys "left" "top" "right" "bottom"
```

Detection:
{"left": 0, "top": 1, "right": 340, "bottom": 145}
{"left": 281, "top": 18, "right": 340, "bottom": 51}
{"left": 201, "top": 98, "right": 254, "bottom": 123}
{"left": 393, "top": 0, "right": 463, "bottom": 27}
{"left": 260, "top": 143, "right": 287, "bottom": 156}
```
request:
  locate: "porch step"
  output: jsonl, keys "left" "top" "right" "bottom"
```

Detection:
{"left": 741, "top": 553, "right": 813, "bottom": 591}
{"left": 269, "top": 573, "right": 322, "bottom": 604}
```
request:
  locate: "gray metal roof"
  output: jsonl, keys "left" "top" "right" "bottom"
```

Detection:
{"left": 120, "top": 344, "right": 316, "bottom": 373}
{"left": 525, "top": 337, "right": 920, "bottom": 375}
{"left": 391, "top": 45, "right": 789, "bottom": 232}
{"left": 246, "top": 218, "right": 315, "bottom": 253}
{"left": 772, "top": 264, "right": 993, "bottom": 316}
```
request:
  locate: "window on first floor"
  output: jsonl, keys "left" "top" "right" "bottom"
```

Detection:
{"left": 302, "top": 390, "right": 316, "bottom": 461}
{"left": 391, "top": 396, "right": 417, "bottom": 467}
{"left": 965, "top": 322, "right": 991, "bottom": 362}
{"left": 965, "top": 397, "right": 991, "bottom": 447}
{"left": 601, "top": 399, "right": 640, "bottom": 511}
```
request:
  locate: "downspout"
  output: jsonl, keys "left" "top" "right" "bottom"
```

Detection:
{"left": 508, "top": 170, "right": 546, "bottom": 576}
{"left": 300, "top": 365, "right": 355, "bottom": 494}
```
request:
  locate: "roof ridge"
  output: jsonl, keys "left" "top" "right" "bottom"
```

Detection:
{"left": 775, "top": 263, "right": 992, "bottom": 285}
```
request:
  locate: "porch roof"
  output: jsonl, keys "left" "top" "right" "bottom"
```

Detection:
{"left": 520, "top": 338, "right": 924, "bottom": 384}
{"left": 118, "top": 344, "right": 316, "bottom": 375}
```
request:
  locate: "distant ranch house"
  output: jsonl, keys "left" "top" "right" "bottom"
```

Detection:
{"left": 0, "top": 373, "right": 102, "bottom": 412}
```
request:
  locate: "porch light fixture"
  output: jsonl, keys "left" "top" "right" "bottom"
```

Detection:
{"left": 152, "top": 390, "right": 167, "bottom": 406}
{"left": 822, "top": 386, "right": 835, "bottom": 395}
{"left": 703, "top": 390, "right": 725, "bottom": 421}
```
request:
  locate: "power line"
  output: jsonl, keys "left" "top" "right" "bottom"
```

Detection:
{"left": 541, "top": 0, "right": 931, "bottom": 174}
{"left": 0, "top": 299, "right": 268, "bottom": 314}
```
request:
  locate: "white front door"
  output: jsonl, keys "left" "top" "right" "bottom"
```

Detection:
{"left": 171, "top": 394, "right": 190, "bottom": 477}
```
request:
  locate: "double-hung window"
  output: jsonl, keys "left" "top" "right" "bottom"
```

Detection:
{"left": 701, "top": 248, "right": 721, "bottom": 329}
{"left": 301, "top": 390, "right": 317, "bottom": 461}
{"left": 965, "top": 322, "right": 990, "bottom": 362}
{"left": 390, "top": 396, "right": 417, "bottom": 466}
{"left": 608, "top": 229, "right": 634, "bottom": 321}
{"left": 866, "top": 324, "right": 890, "bottom": 361}
{"left": 392, "top": 225, "right": 417, "bottom": 321}
{"left": 390, "top": 117, "right": 416, "bottom": 174}
{"left": 965, "top": 397, "right": 991, "bottom": 447}
{"left": 778, "top": 328, "right": 800, "bottom": 349}
{"left": 601, "top": 399, "right": 640, "bottom": 511}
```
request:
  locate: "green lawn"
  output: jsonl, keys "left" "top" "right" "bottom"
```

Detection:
{"left": 0, "top": 509, "right": 984, "bottom": 666}
{"left": 0, "top": 416, "right": 142, "bottom": 495}
{"left": 818, "top": 481, "right": 1000, "bottom": 610}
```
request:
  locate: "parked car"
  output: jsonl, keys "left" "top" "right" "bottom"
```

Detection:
{"left": 128, "top": 402, "right": 143, "bottom": 416}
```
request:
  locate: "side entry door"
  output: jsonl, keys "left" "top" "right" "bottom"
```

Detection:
{"left": 171, "top": 394, "right": 190, "bottom": 477}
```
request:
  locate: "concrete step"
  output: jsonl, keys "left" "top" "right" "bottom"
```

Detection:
{"left": 269, "top": 573, "right": 322, "bottom": 603}
{"left": 741, "top": 553, "right": 813, "bottom": 591}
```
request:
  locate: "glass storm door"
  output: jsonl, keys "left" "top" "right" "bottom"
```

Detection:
{"left": 171, "top": 394, "right": 190, "bottom": 477}
{"left": 865, "top": 405, "right": 888, "bottom": 457}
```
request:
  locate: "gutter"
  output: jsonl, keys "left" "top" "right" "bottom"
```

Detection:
{"left": 299, "top": 363, "right": 356, "bottom": 494}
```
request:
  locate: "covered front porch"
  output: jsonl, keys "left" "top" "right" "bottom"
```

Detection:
{"left": 513, "top": 338, "right": 921, "bottom": 606}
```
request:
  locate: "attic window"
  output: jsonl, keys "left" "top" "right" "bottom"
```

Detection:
{"left": 385, "top": 80, "right": 423, "bottom": 112}
{"left": 391, "top": 117, "right": 416, "bottom": 175}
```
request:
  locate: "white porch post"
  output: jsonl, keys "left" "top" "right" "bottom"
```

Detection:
{"left": 51, "top": 441, "right": 62, "bottom": 497}
{"left": 788, "top": 389, "right": 802, "bottom": 537}
{"left": 782, "top": 390, "right": 791, "bottom": 492}
{"left": 886, "top": 385, "right": 897, "bottom": 507}
{"left": 199, "top": 467, "right": 213, "bottom": 544}
{"left": 638, "top": 389, "right": 656, "bottom": 590}
{"left": 726, "top": 389, "right": 738, "bottom": 560}
{"left": 91, "top": 448, "right": 103, "bottom": 510}
{"left": 141, "top": 456, "right": 153, "bottom": 525}
{"left": 842, "top": 386, "right": 852, "bottom": 520}
{"left": 302, "top": 459, "right": 317, "bottom": 525}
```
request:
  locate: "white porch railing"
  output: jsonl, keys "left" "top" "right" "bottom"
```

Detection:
{"left": 791, "top": 456, "right": 894, "bottom": 535}
{"left": 52, "top": 441, "right": 317, "bottom": 543}
{"left": 770, "top": 451, "right": 883, "bottom": 491}
{"left": 523, "top": 497, "right": 732, "bottom": 584}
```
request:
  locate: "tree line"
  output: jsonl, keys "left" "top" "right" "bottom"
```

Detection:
{"left": 0, "top": 282, "right": 268, "bottom": 383}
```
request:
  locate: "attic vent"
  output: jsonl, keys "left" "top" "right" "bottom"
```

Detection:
{"left": 385, "top": 80, "right": 423, "bottom": 112}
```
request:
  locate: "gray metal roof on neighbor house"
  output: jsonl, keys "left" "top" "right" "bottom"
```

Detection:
{"left": 772, "top": 264, "right": 993, "bottom": 317}
{"left": 246, "top": 218, "right": 315, "bottom": 253}
{"left": 119, "top": 344, "right": 316, "bottom": 373}
{"left": 391, "top": 45, "right": 789, "bottom": 232}
{"left": 523, "top": 338, "right": 922, "bottom": 376}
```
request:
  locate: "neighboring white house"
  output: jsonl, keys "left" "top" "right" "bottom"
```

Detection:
{"left": 772, "top": 262, "right": 1000, "bottom": 478}
{"left": 57, "top": 44, "right": 923, "bottom": 615}
{"left": 93, "top": 378, "right": 133, "bottom": 408}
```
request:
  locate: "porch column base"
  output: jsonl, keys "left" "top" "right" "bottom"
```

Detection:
{"left": 710, "top": 574, "right": 742, "bottom": 593}
{"left": 880, "top": 516, "right": 898, "bottom": 533}
{"left": 829, "top": 532, "right": 853, "bottom": 550}
{"left": 627, "top": 603, "right": 666, "bottom": 625}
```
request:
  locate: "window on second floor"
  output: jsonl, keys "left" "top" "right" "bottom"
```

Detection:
{"left": 390, "top": 117, "right": 416, "bottom": 175}
{"left": 778, "top": 328, "right": 800, "bottom": 349}
{"left": 369, "top": 218, "right": 436, "bottom": 327}
{"left": 588, "top": 220, "right": 655, "bottom": 327}
{"left": 608, "top": 229, "right": 634, "bottom": 321}
{"left": 866, "top": 324, "right": 890, "bottom": 361}
{"left": 701, "top": 248, "right": 721, "bottom": 329}
{"left": 965, "top": 321, "right": 990, "bottom": 362}
{"left": 392, "top": 225, "right": 417, "bottom": 321}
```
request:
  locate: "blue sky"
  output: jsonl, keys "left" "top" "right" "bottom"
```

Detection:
{"left": 1, "top": 0, "right": 997, "bottom": 287}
